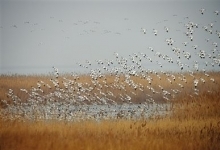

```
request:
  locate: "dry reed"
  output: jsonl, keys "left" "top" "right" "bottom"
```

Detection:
{"left": 0, "top": 72, "right": 220, "bottom": 150}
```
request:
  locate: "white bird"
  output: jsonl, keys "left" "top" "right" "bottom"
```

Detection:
{"left": 153, "top": 29, "right": 158, "bottom": 36}
{"left": 212, "top": 42, "right": 218, "bottom": 47}
{"left": 210, "top": 78, "right": 215, "bottom": 83}
{"left": 114, "top": 52, "right": 119, "bottom": 59}
{"left": 182, "top": 42, "right": 188, "bottom": 46}
{"left": 214, "top": 10, "right": 219, "bottom": 15}
{"left": 216, "top": 31, "right": 220, "bottom": 38}
{"left": 166, "top": 38, "right": 174, "bottom": 45}
{"left": 192, "top": 45, "right": 198, "bottom": 49}
{"left": 148, "top": 47, "right": 154, "bottom": 52}
{"left": 164, "top": 26, "right": 169, "bottom": 32}
{"left": 200, "top": 78, "right": 205, "bottom": 83}
{"left": 203, "top": 26, "right": 208, "bottom": 31}
{"left": 200, "top": 8, "right": 205, "bottom": 15}
{"left": 209, "top": 23, "right": 214, "bottom": 28}
{"left": 188, "top": 35, "right": 193, "bottom": 41}
{"left": 86, "top": 60, "right": 91, "bottom": 66}
{"left": 141, "top": 28, "right": 146, "bottom": 34}
{"left": 194, "top": 79, "right": 199, "bottom": 88}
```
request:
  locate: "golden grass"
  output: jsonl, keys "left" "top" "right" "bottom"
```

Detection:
{"left": 1, "top": 71, "right": 219, "bottom": 104}
{"left": 0, "top": 102, "right": 220, "bottom": 150}
{"left": 0, "top": 72, "right": 220, "bottom": 150}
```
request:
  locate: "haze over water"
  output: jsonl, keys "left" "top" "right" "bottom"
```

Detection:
{"left": 0, "top": 0, "right": 220, "bottom": 75}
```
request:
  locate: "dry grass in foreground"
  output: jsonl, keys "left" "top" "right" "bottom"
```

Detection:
{"left": 0, "top": 89, "right": 220, "bottom": 150}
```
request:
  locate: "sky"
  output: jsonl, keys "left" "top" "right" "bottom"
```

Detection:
{"left": 0, "top": 0, "right": 220, "bottom": 74}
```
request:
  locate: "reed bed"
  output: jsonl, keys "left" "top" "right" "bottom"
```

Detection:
{"left": 1, "top": 117, "right": 220, "bottom": 150}
{"left": 0, "top": 72, "right": 220, "bottom": 150}
{"left": 1, "top": 71, "right": 219, "bottom": 104}
{"left": 0, "top": 99, "right": 220, "bottom": 150}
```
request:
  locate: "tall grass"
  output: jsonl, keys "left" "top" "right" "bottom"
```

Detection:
{"left": 0, "top": 94, "right": 219, "bottom": 150}
{"left": 1, "top": 71, "right": 219, "bottom": 104}
{"left": 0, "top": 72, "right": 220, "bottom": 150}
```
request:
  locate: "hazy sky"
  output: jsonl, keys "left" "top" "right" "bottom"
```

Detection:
{"left": 0, "top": 0, "right": 220, "bottom": 74}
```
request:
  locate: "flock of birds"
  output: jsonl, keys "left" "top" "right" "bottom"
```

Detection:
{"left": 0, "top": 8, "right": 220, "bottom": 122}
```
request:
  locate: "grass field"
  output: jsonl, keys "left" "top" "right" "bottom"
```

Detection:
{"left": 0, "top": 72, "right": 220, "bottom": 150}
{"left": 0, "top": 71, "right": 219, "bottom": 103}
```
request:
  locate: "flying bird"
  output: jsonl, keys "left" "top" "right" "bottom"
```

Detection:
{"left": 214, "top": 10, "right": 219, "bottom": 15}
{"left": 200, "top": 8, "right": 206, "bottom": 15}
{"left": 141, "top": 28, "right": 146, "bottom": 34}
{"left": 153, "top": 29, "right": 158, "bottom": 36}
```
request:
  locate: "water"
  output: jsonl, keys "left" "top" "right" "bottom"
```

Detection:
{"left": 0, "top": 102, "right": 171, "bottom": 121}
